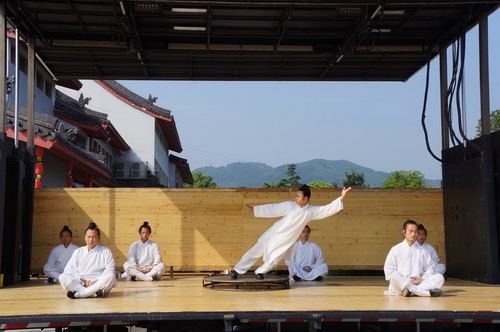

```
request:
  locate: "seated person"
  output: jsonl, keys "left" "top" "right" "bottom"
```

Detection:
{"left": 417, "top": 224, "right": 446, "bottom": 275}
{"left": 43, "top": 225, "right": 79, "bottom": 284}
{"left": 384, "top": 220, "right": 444, "bottom": 297}
{"left": 123, "top": 221, "right": 165, "bottom": 281}
{"left": 60, "top": 222, "right": 116, "bottom": 299}
{"left": 286, "top": 225, "right": 328, "bottom": 281}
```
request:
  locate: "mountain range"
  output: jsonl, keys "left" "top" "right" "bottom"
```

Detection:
{"left": 194, "top": 159, "right": 441, "bottom": 188}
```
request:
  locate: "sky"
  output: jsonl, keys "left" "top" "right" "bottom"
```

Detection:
{"left": 120, "top": 9, "right": 500, "bottom": 181}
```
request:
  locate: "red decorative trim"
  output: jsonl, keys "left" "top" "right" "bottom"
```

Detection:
{"left": 6, "top": 128, "right": 55, "bottom": 149}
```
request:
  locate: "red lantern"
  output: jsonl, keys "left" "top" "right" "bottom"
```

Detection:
{"left": 67, "top": 176, "right": 74, "bottom": 187}
{"left": 35, "top": 163, "right": 44, "bottom": 175}
{"left": 35, "top": 146, "right": 44, "bottom": 158}
{"left": 33, "top": 147, "right": 44, "bottom": 188}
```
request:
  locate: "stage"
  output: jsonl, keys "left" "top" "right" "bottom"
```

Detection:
{"left": 1, "top": 276, "right": 500, "bottom": 330}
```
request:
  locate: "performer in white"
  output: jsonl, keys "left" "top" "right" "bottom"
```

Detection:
{"left": 230, "top": 185, "right": 351, "bottom": 280}
{"left": 286, "top": 225, "right": 328, "bottom": 281}
{"left": 123, "top": 221, "right": 165, "bottom": 281}
{"left": 60, "top": 222, "right": 116, "bottom": 299}
{"left": 43, "top": 225, "right": 79, "bottom": 284}
{"left": 384, "top": 220, "right": 444, "bottom": 297}
{"left": 417, "top": 224, "right": 446, "bottom": 275}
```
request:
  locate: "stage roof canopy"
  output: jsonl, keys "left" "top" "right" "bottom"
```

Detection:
{"left": 6, "top": 0, "right": 500, "bottom": 81}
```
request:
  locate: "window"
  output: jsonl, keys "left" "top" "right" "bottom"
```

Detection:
{"left": 36, "top": 71, "right": 44, "bottom": 91}
{"left": 10, "top": 45, "right": 14, "bottom": 64}
{"left": 44, "top": 79, "right": 53, "bottom": 98}
{"left": 10, "top": 44, "right": 28, "bottom": 74}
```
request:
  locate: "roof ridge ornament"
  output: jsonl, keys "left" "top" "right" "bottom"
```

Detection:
{"left": 78, "top": 93, "right": 91, "bottom": 108}
{"left": 147, "top": 94, "right": 157, "bottom": 105}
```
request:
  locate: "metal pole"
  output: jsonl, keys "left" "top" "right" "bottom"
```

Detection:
{"left": 26, "top": 36, "right": 34, "bottom": 151}
{"left": 14, "top": 28, "right": 19, "bottom": 148}
{"left": 0, "top": 4, "right": 4, "bottom": 134}
{"left": 439, "top": 43, "right": 449, "bottom": 150}
{"left": 0, "top": 1, "right": 7, "bottom": 278}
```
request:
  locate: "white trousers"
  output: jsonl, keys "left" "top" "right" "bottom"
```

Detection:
{"left": 123, "top": 262, "right": 165, "bottom": 280}
{"left": 59, "top": 272, "right": 115, "bottom": 298}
{"left": 286, "top": 261, "right": 328, "bottom": 281}
{"left": 44, "top": 267, "right": 63, "bottom": 281}
{"left": 389, "top": 272, "right": 445, "bottom": 297}
{"left": 234, "top": 240, "right": 281, "bottom": 275}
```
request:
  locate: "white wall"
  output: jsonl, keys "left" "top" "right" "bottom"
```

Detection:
{"left": 58, "top": 81, "right": 156, "bottom": 171}
{"left": 154, "top": 120, "right": 170, "bottom": 183}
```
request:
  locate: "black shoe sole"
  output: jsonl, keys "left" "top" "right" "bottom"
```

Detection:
{"left": 67, "top": 291, "right": 76, "bottom": 299}
{"left": 256, "top": 274, "right": 264, "bottom": 280}
{"left": 229, "top": 270, "right": 238, "bottom": 280}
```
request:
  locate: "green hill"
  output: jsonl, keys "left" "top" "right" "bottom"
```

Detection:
{"left": 195, "top": 159, "right": 441, "bottom": 188}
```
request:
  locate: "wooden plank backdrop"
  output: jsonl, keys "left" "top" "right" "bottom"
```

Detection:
{"left": 32, "top": 188, "right": 444, "bottom": 272}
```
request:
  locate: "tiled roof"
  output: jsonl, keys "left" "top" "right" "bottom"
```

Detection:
{"left": 96, "top": 80, "right": 182, "bottom": 152}
{"left": 99, "top": 80, "right": 172, "bottom": 118}
{"left": 54, "top": 90, "right": 130, "bottom": 150}
{"left": 169, "top": 154, "right": 193, "bottom": 184}
{"left": 55, "top": 90, "right": 108, "bottom": 127}
{"left": 5, "top": 103, "right": 112, "bottom": 176}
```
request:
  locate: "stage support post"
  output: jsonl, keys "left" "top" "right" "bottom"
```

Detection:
{"left": 478, "top": 10, "right": 499, "bottom": 283}
{"left": 0, "top": 2, "right": 6, "bottom": 276}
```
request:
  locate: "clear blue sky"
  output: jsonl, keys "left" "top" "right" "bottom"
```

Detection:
{"left": 120, "top": 9, "right": 500, "bottom": 181}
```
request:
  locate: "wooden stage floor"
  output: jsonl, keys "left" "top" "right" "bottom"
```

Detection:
{"left": 1, "top": 276, "right": 500, "bottom": 327}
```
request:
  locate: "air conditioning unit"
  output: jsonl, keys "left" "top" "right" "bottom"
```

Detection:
{"left": 131, "top": 162, "right": 146, "bottom": 179}
{"left": 115, "top": 162, "right": 130, "bottom": 179}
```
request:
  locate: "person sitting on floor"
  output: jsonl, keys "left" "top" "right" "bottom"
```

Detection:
{"left": 43, "top": 225, "right": 79, "bottom": 284}
{"left": 59, "top": 222, "right": 116, "bottom": 299}
{"left": 286, "top": 225, "right": 328, "bottom": 281}
{"left": 384, "top": 220, "right": 444, "bottom": 297}
{"left": 123, "top": 221, "right": 165, "bottom": 281}
{"left": 417, "top": 224, "right": 446, "bottom": 275}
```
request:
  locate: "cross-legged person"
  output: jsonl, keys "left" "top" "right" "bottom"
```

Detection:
{"left": 417, "top": 224, "right": 446, "bottom": 275}
{"left": 59, "top": 222, "right": 116, "bottom": 299}
{"left": 124, "top": 221, "right": 165, "bottom": 281}
{"left": 286, "top": 225, "right": 328, "bottom": 281}
{"left": 230, "top": 185, "right": 351, "bottom": 280}
{"left": 43, "top": 225, "right": 79, "bottom": 284}
{"left": 384, "top": 220, "right": 444, "bottom": 297}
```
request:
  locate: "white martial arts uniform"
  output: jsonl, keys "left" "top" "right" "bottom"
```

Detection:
{"left": 59, "top": 244, "right": 116, "bottom": 298}
{"left": 123, "top": 239, "right": 165, "bottom": 280}
{"left": 419, "top": 242, "right": 446, "bottom": 275}
{"left": 43, "top": 243, "right": 79, "bottom": 282}
{"left": 234, "top": 198, "right": 343, "bottom": 275}
{"left": 286, "top": 240, "right": 328, "bottom": 281}
{"left": 384, "top": 240, "right": 445, "bottom": 297}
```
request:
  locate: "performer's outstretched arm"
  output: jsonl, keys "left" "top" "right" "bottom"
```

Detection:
{"left": 311, "top": 187, "right": 351, "bottom": 220}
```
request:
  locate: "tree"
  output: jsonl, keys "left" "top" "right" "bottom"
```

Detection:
{"left": 382, "top": 170, "right": 427, "bottom": 189}
{"left": 343, "top": 170, "right": 367, "bottom": 188}
{"left": 307, "top": 180, "right": 336, "bottom": 188}
{"left": 263, "top": 164, "right": 301, "bottom": 188}
{"left": 475, "top": 109, "right": 500, "bottom": 137}
{"left": 184, "top": 171, "right": 218, "bottom": 188}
